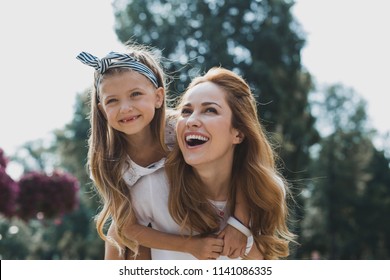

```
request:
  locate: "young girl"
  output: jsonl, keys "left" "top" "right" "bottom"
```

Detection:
{"left": 76, "top": 45, "right": 249, "bottom": 259}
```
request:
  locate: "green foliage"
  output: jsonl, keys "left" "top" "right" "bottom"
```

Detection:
{"left": 356, "top": 149, "right": 390, "bottom": 259}
{"left": 0, "top": 209, "right": 104, "bottom": 260}
{"left": 0, "top": 217, "right": 32, "bottom": 259}
{"left": 301, "top": 85, "right": 390, "bottom": 259}
{"left": 54, "top": 91, "right": 91, "bottom": 186}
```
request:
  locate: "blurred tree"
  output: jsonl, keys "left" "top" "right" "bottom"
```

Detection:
{"left": 54, "top": 91, "right": 91, "bottom": 188}
{"left": 301, "top": 84, "right": 390, "bottom": 259}
{"left": 113, "top": 0, "right": 320, "bottom": 255}
{"left": 12, "top": 139, "right": 59, "bottom": 174}
{"left": 356, "top": 148, "right": 390, "bottom": 259}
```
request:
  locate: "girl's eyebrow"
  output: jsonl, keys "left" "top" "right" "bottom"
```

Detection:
{"left": 101, "top": 87, "right": 144, "bottom": 100}
{"left": 182, "top": 101, "right": 222, "bottom": 108}
{"left": 101, "top": 94, "right": 116, "bottom": 101}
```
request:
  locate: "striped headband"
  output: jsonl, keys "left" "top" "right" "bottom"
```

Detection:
{"left": 76, "top": 51, "right": 159, "bottom": 89}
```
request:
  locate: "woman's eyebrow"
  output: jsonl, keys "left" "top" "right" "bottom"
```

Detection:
{"left": 201, "top": 101, "right": 222, "bottom": 108}
{"left": 182, "top": 101, "right": 222, "bottom": 108}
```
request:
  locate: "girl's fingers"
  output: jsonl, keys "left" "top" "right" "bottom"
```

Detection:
{"left": 212, "top": 244, "right": 223, "bottom": 253}
{"left": 215, "top": 238, "right": 224, "bottom": 246}
{"left": 221, "top": 245, "right": 230, "bottom": 256}
{"left": 210, "top": 252, "right": 220, "bottom": 259}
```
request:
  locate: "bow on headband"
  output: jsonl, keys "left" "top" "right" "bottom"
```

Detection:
{"left": 76, "top": 51, "right": 159, "bottom": 88}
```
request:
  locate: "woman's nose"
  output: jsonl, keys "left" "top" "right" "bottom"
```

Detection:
{"left": 186, "top": 112, "right": 201, "bottom": 127}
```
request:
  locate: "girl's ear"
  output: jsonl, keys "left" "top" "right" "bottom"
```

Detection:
{"left": 233, "top": 129, "right": 245, "bottom": 144}
{"left": 155, "top": 87, "right": 165, "bottom": 109}
{"left": 98, "top": 103, "right": 107, "bottom": 120}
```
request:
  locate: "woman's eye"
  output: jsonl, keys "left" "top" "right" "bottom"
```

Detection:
{"left": 181, "top": 108, "right": 192, "bottom": 115}
{"left": 205, "top": 107, "right": 217, "bottom": 113}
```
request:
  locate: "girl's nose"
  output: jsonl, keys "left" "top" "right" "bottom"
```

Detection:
{"left": 120, "top": 101, "right": 133, "bottom": 113}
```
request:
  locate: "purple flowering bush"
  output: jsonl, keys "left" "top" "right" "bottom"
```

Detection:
{"left": 0, "top": 148, "right": 8, "bottom": 169}
{"left": 0, "top": 148, "right": 20, "bottom": 217}
{"left": 17, "top": 171, "right": 80, "bottom": 220}
{"left": 0, "top": 168, "right": 20, "bottom": 217}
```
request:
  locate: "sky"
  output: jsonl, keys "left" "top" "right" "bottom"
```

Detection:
{"left": 1, "top": 0, "right": 389, "bottom": 177}
{"left": 292, "top": 0, "right": 390, "bottom": 140}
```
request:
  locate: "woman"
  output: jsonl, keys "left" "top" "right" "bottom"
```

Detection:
{"left": 165, "top": 67, "right": 295, "bottom": 259}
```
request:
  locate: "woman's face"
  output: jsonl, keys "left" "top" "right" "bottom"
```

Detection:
{"left": 176, "top": 81, "right": 242, "bottom": 169}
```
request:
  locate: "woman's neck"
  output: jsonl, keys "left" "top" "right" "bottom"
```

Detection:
{"left": 194, "top": 164, "right": 232, "bottom": 201}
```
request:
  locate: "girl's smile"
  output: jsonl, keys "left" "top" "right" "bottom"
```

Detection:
{"left": 119, "top": 114, "right": 141, "bottom": 123}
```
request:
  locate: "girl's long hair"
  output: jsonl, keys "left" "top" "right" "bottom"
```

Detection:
{"left": 88, "top": 43, "right": 168, "bottom": 256}
{"left": 165, "top": 67, "right": 296, "bottom": 259}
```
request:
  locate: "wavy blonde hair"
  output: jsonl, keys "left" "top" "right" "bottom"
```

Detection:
{"left": 165, "top": 67, "right": 295, "bottom": 259}
{"left": 88, "top": 44, "right": 168, "bottom": 256}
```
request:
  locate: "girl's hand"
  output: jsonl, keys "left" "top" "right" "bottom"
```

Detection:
{"left": 186, "top": 235, "right": 224, "bottom": 260}
{"left": 218, "top": 224, "right": 247, "bottom": 258}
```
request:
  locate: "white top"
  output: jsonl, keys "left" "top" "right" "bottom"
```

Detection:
{"left": 127, "top": 161, "right": 253, "bottom": 260}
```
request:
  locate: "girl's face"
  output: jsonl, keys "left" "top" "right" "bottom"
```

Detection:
{"left": 176, "top": 81, "right": 242, "bottom": 169}
{"left": 98, "top": 71, "right": 163, "bottom": 137}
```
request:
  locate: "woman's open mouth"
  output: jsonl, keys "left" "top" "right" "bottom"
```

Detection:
{"left": 185, "top": 134, "right": 209, "bottom": 147}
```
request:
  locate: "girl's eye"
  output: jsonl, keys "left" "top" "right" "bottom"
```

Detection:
{"left": 106, "top": 98, "right": 117, "bottom": 105}
{"left": 131, "top": 91, "right": 142, "bottom": 98}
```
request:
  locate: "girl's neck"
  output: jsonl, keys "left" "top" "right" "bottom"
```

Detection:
{"left": 125, "top": 129, "right": 165, "bottom": 167}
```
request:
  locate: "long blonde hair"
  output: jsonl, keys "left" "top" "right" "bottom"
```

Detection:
{"left": 165, "top": 67, "right": 295, "bottom": 259}
{"left": 88, "top": 44, "right": 168, "bottom": 255}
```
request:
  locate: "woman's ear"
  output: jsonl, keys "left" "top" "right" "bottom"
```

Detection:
{"left": 155, "top": 87, "right": 165, "bottom": 109}
{"left": 233, "top": 129, "right": 245, "bottom": 144}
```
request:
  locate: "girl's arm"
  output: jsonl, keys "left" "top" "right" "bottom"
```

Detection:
{"left": 218, "top": 186, "right": 250, "bottom": 258}
{"left": 105, "top": 223, "right": 151, "bottom": 260}
{"left": 106, "top": 222, "right": 223, "bottom": 260}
